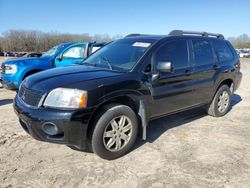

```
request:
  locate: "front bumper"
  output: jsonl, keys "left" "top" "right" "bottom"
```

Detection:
{"left": 0, "top": 79, "right": 18, "bottom": 90}
{"left": 13, "top": 95, "right": 94, "bottom": 150}
{"left": 0, "top": 73, "right": 19, "bottom": 90}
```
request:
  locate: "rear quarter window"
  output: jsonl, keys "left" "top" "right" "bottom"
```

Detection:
{"left": 211, "top": 40, "right": 234, "bottom": 62}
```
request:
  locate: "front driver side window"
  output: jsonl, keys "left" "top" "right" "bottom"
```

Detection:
{"left": 63, "top": 46, "right": 85, "bottom": 59}
{"left": 155, "top": 40, "right": 189, "bottom": 69}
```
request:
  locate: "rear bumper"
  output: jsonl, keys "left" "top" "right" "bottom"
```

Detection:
{"left": 234, "top": 71, "right": 242, "bottom": 91}
{"left": 13, "top": 95, "right": 95, "bottom": 150}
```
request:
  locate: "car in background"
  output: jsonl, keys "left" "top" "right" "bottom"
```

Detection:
{"left": 244, "top": 53, "right": 250, "bottom": 58}
{"left": 22, "top": 52, "right": 43, "bottom": 58}
{"left": 4, "top": 52, "right": 15, "bottom": 57}
{"left": 239, "top": 50, "right": 250, "bottom": 58}
{"left": 0, "top": 41, "right": 106, "bottom": 90}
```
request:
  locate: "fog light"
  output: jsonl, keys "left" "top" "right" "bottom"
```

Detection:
{"left": 42, "top": 122, "right": 62, "bottom": 136}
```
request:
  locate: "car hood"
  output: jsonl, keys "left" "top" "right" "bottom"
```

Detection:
{"left": 24, "top": 65, "right": 125, "bottom": 92}
{"left": 4, "top": 57, "right": 50, "bottom": 66}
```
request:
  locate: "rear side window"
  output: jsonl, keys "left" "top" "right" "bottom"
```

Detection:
{"left": 211, "top": 40, "right": 234, "bottom": 62}
{"left": 192, "top": 40, "right": 214, "bottom": 65}
{"left": 155, "top": 40, "right": 188, "bottom": 69}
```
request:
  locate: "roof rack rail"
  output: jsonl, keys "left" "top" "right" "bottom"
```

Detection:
{"left": 125, "top": 34, "right": 147, "bottom": 38}
{"left": 169, "top": 30, "right": 224, "bottom": 39}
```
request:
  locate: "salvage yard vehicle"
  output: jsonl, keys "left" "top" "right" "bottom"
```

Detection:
{"left": 238, "top": 50, "right": 250, "bottom": 58}
{"left": 14, "top": 30, "right": 242, "bottom": 160}
{"left": 22, "top": 52, "right": 43, "bottom": 58}
{"left": 0, "top": 42, "right": 106, "bottom": 90}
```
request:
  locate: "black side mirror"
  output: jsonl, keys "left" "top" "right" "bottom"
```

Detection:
{"left": 57, "top": 53, "right": 63, "bottom": 61}
{"left": 156, "top": 61, "right": 172, "bottom": 73}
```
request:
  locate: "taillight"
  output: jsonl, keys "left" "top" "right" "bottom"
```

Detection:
{"left": 235, "top": 60, "right": 241, "bottom": 71}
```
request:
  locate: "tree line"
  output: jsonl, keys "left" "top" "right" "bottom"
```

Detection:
{"left": 228, "top": 34, "right": 250, "bottom": 49}
{"left": 0, "top": 30, "right": 122, "bottom": 52}
{"left": 0, "top": 30, "right": 250, "bottom": 52}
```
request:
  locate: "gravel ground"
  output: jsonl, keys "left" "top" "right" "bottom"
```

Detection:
{"left": 0, "top": 57, "right": 250, "bottom": 188}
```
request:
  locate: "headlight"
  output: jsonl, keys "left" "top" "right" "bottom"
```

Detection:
{"left": 44, "top": 88, "right": 87, "bottom": 109}
{"left": 5, "top": 64, "right": 18, "bottom": 74}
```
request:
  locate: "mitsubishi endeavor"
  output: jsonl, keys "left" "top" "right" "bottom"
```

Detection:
{"left": 14, "top": 30, "right": 242, "bottom": 160}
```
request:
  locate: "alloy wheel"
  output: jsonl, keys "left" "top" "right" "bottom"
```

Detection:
{"left": 103, "top": 115, "right": 133, "bottom": 152}
{"left": 217, "top": 91, "right": 230, "bottom": 113}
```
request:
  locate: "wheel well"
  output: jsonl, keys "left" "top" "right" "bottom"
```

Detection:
{"left": 86, "top": 96, "right": 140, "bottom": 141}
{"left": 22, "top": 70, "right": 41, "bottom": 80}
{"left": 218, "top": 79, "right": 234, "bottom": 92}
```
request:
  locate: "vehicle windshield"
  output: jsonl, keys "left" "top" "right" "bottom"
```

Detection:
{"left": 84, "top": 39, "right": 152, "bottom": 71}
{"left": 41, "top": 45, "right": 61, "bottom": 57}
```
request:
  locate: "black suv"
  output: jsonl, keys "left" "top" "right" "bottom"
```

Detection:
{"left": 14, "top": 30, "right": 242, "bottom": 160}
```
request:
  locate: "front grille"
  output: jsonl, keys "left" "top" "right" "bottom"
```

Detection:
{"left": 18, "top": 85, "right": 45, "bottom": 107}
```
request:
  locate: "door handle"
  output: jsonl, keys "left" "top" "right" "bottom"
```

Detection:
{"left": 185, "top": 69, "right": 192, "bottom": 76}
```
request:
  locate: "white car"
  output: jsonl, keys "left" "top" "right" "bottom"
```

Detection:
{"left": 239, "top": 51, "right": 250, "bottom": 58}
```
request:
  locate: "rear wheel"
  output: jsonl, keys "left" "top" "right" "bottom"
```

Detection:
{"left": 91, "top": 104, "right": 138, "bottom": 160}
{"left": 207, "top": 85, "right": 232, "bottom": 117}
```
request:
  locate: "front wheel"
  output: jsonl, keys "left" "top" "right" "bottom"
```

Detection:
{"left": 207, "top": 85, "right": 232, "bottom": 117}
{"left": 91, "top": 104, "right": 138, "bottom": 160}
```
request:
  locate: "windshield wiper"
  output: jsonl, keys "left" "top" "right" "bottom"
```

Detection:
{"left": 101, "top": 56, "right": 113, "bottom": 70}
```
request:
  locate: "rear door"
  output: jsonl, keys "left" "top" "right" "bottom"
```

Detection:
{"left": 190, "top": 39, "right": 218, "bottom": 104}
{"left": 150, "top": 39, "right": 196, "bottom": 117}
{"left": 54, "top": 45, "right": 86, "bottom": 67}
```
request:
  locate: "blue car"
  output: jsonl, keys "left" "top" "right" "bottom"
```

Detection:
{"left": 0, "top": 42, "right": 106, "bottom": 90}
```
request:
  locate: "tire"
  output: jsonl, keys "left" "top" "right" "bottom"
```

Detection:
{"left": 67, "top": 145, "right": 83, "bottom": 152}
{"left": 91, "top": 104, "right": 138, "bottom": 160}
{"left": 207, "top": 85, "right": 232, "bottom": 117}
{"left": 67, "top": 145, "right": 92, "bottom": 153}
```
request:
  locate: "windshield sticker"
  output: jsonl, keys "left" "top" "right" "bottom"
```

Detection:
{"left": 132, "top": 42, "right": 151, "bottom": 48}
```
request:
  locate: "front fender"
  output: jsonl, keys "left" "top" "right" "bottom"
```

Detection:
{"left": 19, "top": 67, "right": 44, "bottom": 86}
{"left": 97, "top": 89, "right": 143, "bottom": 104}
{"left": 93, "top": 89, "right": 149, "bottom": 140}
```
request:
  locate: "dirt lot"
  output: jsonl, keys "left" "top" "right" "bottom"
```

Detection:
{"left": 0, "top": 57, "right": 250, "bottom": 188}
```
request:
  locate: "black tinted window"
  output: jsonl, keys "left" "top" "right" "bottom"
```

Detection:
{"left": 212, "top": 40, "right": 234, "bottom": 62}
{"left": 192, "top": 40, "right": 214, "bottom": 65}
{"left": 155, "top": 40, "right": 188, "bottom": 69}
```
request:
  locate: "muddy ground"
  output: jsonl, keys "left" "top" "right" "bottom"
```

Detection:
{"left": 0, "top": 57, "right": 250, "bottom": 188}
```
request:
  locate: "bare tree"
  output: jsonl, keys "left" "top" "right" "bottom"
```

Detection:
{"left": 0, "top": 29, "right": 121, "bottom": 52}
{"left": 228, "top": 34, "right": 250, "bottom": 48}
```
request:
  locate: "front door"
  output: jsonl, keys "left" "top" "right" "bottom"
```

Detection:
{"left": 54, "top": 45, "right": 86, "bottom": 67}
{"left": 150, "top": 40, "right": 196, "bottom": 117}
